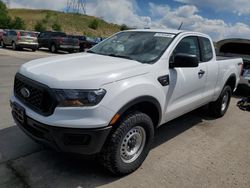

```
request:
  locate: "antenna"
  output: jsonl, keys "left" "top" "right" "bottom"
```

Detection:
{"left": 66, "top": 0, "right": 86, "bottom": 14}
{"left": 178, "top": 22, "right": 183, "bottom": 30}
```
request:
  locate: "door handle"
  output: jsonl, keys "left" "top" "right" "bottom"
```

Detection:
{"left": 198, "top": 69, "right": 205, "bottom": 75}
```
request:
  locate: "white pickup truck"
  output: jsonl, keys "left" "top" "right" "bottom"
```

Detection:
{"left": 11, "top": 29, "right": 243, "bottom": 175}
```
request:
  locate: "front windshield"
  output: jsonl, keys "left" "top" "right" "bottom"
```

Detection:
{"left": 89, "top": 31, "right": 175, "bottom": 64}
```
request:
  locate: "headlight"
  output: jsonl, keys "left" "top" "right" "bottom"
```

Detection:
{"left": 54, "top": 89, "right": 106, "bottom": 107}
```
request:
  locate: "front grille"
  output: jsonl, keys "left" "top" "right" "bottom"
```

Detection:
{"left": 14, "top": 73, "right": 57, "bottom": 116}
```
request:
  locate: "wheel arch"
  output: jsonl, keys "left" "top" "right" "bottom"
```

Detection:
{"left": 225, "top": 73, "right": 237, "bottom": 92}
{"left": 111, "top": 96, "right": 162, "bottom": 128}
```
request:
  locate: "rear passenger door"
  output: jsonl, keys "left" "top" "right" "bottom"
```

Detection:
{"left": 165, "top": 36, "right": 208, "bottom": 121}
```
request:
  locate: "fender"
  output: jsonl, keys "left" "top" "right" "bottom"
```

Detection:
{"left": 112, "top": 96, "right": 162, "bottom": 127}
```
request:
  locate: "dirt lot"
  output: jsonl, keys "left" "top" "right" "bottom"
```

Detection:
{"left": 0, "top": 48, "right": 249, "bottom": 188}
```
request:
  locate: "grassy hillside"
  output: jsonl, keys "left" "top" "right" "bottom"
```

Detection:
{"left": 9, "top": 9, "right": 121, "bottom": 37}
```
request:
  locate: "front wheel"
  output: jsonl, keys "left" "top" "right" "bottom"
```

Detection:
{"left": 12, "top": 42, "right": 17, "bottom": 50}
{"left": 100, "top": 112, "right": 154, "bottom": 176}
{"left": 50, "top": 44, "right": 57, "bottom": 53}
{"left": 209, "top": 85, "right": 232, "bottom": 118}
{"left": 0, "top": 40, "right": 5, "bottom": 48}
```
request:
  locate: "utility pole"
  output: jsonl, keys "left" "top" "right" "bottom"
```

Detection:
{"left": 66, "top": 0, "right": 86, "bottom": 14}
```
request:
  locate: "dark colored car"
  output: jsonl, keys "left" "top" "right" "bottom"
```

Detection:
{"left": 38, "top": 31, "right": 79, "bottom": 53}
{"left": 70, "top": 35, "right": 100, "bottom": 52}
{"left": 1, "top": 30, "right": 38, "bottom": 51}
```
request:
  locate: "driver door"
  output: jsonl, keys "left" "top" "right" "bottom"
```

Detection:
{"left": 165, "top": 36, "right": 207, "bottom": 121}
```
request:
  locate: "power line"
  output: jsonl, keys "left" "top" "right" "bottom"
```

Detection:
{"left": 66, "top": 0, "right": 86, "bottom": 14}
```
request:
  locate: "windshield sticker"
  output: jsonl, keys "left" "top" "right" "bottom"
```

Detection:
{"left": 154, "top": 33, "right": 175, "bottom": 38}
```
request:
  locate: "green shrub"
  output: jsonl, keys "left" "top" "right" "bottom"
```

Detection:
{"left": 34, "top": 21, "right": 46, "bottom": 32}
{"left": 52, "top": 22, "right": 62, "bottom": 31}
{"left": 0, "top": 1, "right": 11, "bottom": 28}
{"left": 11, "top": 17, "right": 26, "bottom": 29}
{"left": 120, "top": 24, "right": 130, "bottom": 31}
{"left": 88, "top": 19, "right": 99, "bottom": 30}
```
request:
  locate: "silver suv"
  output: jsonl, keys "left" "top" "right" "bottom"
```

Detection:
{"left": 1, "top": 30, "right": 38, "bottom": 51}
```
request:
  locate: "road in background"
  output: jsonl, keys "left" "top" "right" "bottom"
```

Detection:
{"left": 0, "top": 48, "right": 249, "bottom": 188}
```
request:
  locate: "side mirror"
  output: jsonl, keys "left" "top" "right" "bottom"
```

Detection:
{"left": 170, "top": 53, "right": 199, "bottom": 68}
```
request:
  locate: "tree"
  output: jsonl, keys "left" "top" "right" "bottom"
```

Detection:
{"left": 52, "top": 22, "right": 62, "bottom": 31}
{"left": 88, "top": 19, "right": 99, "bottom": 30}
{"left": 11, "top": 17, "right": 26, "bottom": 30}
{"left": 34, "top": 21, "right": 46, "bottom": 32}
{"left": 0, "top": 1, "right": 11, "bottom": 28}
{"left": 120, "top": 24, "right": 130, "bottom": 31}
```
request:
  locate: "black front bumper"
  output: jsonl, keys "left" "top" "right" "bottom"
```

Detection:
{"left": 12, "top": 110, "right": 112, "bottom": 155}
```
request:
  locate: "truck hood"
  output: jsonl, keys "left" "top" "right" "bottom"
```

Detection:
{"left": 19, "top": 53, "right": 150, "bottom": 89}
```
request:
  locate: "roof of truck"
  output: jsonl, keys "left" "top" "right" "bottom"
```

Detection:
{"left": 127, "top": 28, "right": 184, "bottom": 34}
{"left": 126, "top": 29, "right": 210, "bottom": 38}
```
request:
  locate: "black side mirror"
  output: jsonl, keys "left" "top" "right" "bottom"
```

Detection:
{"left": 170, "top": 53, "right": 199, "bottom": 68}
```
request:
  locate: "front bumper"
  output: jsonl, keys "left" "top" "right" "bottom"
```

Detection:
{"left": 11, "top": 104, "right": 112, "bottom": 155}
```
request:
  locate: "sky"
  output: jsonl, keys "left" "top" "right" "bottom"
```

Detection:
{"left": 7, "top": 0, "right": 250, "bottom": 41}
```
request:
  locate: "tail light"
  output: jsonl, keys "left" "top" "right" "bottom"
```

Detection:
{"left": 17, "top": 32, "right": 21, "bottom": 41}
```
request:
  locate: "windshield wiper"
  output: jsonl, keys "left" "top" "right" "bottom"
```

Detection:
{"left": 107, "top": 54, "right": 133, "bottom": 60}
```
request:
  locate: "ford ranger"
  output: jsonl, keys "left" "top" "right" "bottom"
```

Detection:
{"left": 11, "top": 29, "right": 243, "bottom": 175}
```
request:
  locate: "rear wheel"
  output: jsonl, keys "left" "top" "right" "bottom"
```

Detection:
{"left": 209, "top": 85, "right": 232, "bottom": 118}
{"left": 100, "top": 111, "right": 154, "bottom": 176}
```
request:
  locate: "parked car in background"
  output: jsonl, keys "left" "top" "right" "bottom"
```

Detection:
{"left": 217, "top": 39, "right": 250, "bottom": 89}
{"left": 70, "top": 35, "right": 101, "bottom": 52}
{"left": 38, "top": 31, "right": 79, "bottom": 53}
{"left": 1, "top": 30, "right": 38, "bottom": 51}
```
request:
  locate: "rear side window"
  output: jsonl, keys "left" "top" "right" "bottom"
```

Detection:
{"left": 52, "top": 32, "right": 66, "bottom": 37}
{"left": 199, "top": 37, "right": 213, "bottom": 62}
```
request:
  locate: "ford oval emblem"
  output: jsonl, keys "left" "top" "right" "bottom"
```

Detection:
{"left": 20, "top": 87, "right": 30, "bottom": 98}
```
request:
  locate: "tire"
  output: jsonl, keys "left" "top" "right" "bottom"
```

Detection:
{"left": 1, "top": 40, "right": 5, "bottom": 48}
{"left": 12, "top": 42, "right": 17, "bottom": 50}
{"left": 32, "top": 48, "right": 37, "bottom": 52}
{"left": 100, "top": 111, "right": 154, "bottom": 176}
{"left": 209, "top": 85, "right": 232, "bottom": 118}
{"left": 50, "top": 44, "right": 57, "bottom": 53}
{"left": 79, "top": 45, "right": 85, "bottom": 52}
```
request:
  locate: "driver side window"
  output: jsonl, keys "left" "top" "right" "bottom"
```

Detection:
{"left": 173, "top": 36, "right": 200, "bottom": 60}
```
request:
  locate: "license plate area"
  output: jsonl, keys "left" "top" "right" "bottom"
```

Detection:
{"left": 12, "top": 102, "right": 26, "bottom": 124}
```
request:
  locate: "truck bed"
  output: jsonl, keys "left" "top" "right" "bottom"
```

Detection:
{"left": 216, "top": 56, "right": 240, "bottom": 61}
